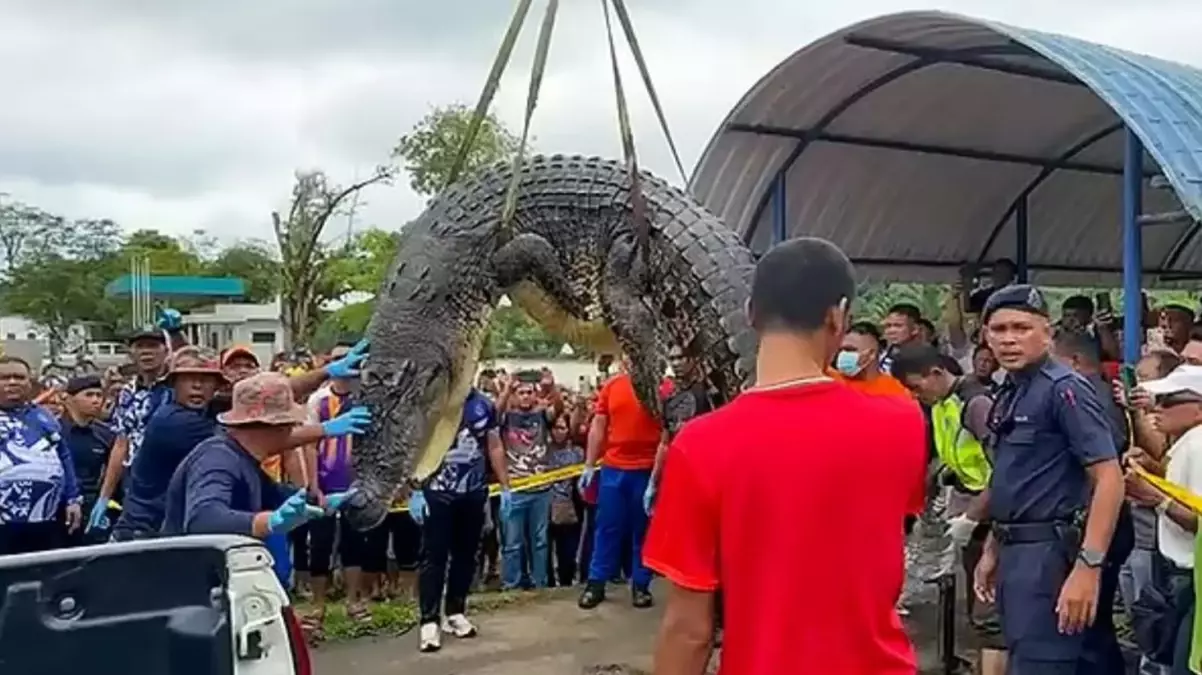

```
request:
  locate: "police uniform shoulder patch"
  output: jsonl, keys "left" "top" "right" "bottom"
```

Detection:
{"left": 1059, "top": 384, "right": 1077, "bottom": 408}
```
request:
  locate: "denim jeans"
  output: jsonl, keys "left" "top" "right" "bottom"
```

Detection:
{"left": 501, "top": 489, "right": 552, "bottom": 589}
{"left": 587, "top": 466, "right": 652, "bottom": 589}
{"left": 264, "top": 532, "right": 292, "bottom": 588}
{"left": 1120, "top": 549, "right": 1168, "bottom": 674}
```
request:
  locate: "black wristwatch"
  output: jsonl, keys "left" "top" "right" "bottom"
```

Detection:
{"left": 1077, "top": 548, "right": 1105, "bottom": 569}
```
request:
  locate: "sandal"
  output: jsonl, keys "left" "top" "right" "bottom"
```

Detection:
{"left": 300, "top": 613, "right": 325, "bottom": 645}
{"left": 347, "top": 602, "right": 373, "bottom": 624}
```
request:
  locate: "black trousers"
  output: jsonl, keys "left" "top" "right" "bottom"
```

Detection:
{"left": 419, "top": 489, "right": 486, "bottom": 625}
{"left": 290, "top": 523, "right": 310, "bottom": 573}
{"left": 364, "top": 512, "right": 423, "bottom": 574}
{"left": 309, "top": 515, "right": 368, "bottom": 577}
{"left": 548, "top": 522, "right": 582, "bottom": 586}
{"left": 478, "top": 495, "right": 501, "bottom": 578}
{"left": 0, "top": 520, "right": 66, "bottom": 555}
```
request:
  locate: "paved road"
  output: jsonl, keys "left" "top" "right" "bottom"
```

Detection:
{"left": 312, "top": 583, "right": 958, "bottom": 675}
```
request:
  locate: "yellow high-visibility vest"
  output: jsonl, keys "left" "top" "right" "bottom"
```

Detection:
{"left": 930, "top": 382, "right": 992, "bottom": 492}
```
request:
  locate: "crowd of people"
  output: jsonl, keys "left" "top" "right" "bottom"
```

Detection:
{"left": 9, "top": 241, "right": 1202, "bottom": 674}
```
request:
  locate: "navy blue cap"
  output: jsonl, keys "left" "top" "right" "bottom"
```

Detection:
{"left": 65, "top": 374, "right": 103, "bottom": 395}
{"left": 125, "top": 325, "right": 166, "bottom": 344}
{"left": 981, "top": 284, "right": 1050, "bottom": 323}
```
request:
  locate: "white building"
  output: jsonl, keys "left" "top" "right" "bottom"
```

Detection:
{"left": 0, "top": 316, "right": 90, "bottom": 348}
{"left": 181, "top": 299, "right": 284, "bottom": 366}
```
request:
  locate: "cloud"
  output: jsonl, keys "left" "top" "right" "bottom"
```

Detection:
{"left": 0, "top": 0, "right": 1200, "bottom": 245}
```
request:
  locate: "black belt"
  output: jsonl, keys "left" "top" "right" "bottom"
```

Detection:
{"left": 992, "top": 520, "right": 1070, "bottom": 545}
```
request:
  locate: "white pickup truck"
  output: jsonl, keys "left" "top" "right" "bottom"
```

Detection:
{"left": 0, "top": 535, "right": 311, "bottom": 675}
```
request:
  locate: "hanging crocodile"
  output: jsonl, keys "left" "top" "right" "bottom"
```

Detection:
{"left": 343, "top": 154, "right": 758, "bottom": 531}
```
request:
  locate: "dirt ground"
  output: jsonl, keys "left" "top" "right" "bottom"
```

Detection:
{"left": 311, "top": 582, "right": 959, "bottom": 675}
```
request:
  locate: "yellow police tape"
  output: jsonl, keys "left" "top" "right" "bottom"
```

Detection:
{"left": 105, "top": 464, "right": 588, "bottom": 514}
{"left": 388, "top": 463, "right": 587, "bottom": 513}
{"left": 1133, "top": 465, "right": 1202, "bottom": 514}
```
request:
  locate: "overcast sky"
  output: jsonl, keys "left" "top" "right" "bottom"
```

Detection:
{"left": 2, "top": 0, "right": 1200, "bottom": 247}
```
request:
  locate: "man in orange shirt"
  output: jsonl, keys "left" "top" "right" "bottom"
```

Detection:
{"left": 833, "top": 322, "right": 911, "bottom": 398}
{"left": 577, "top": 355, "right": 664, "bottom": 610}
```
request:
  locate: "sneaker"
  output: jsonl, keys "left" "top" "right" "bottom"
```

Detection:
{"left": 895, "top": 600, "right": 911, "bottom": 617}
{"left": 442, "top": 613, "right": 478, "bottom": 639}
{"left": 419, "top": 622, "right": 441, "bottom": 652}
{"left": 632, "top": 587, "right": 654, "bottom": 609}
{"left": 578, "top": 581, "right": 606, "bottom": 609}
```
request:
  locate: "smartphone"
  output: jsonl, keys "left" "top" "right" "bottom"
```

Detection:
{"left": 1119, "top": 364, "right": 1138, "bottom": 401}
{"left": 1095, "top": 292, "right": 1113, "bottom": 315}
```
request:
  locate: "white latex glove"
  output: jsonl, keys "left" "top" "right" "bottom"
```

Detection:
{"left": 946, "top": 513, "right": 979, "bottom": 547}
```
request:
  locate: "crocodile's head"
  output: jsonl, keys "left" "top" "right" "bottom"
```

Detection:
{"left": 342, "top": 229, "right": 495, "bottom": 531}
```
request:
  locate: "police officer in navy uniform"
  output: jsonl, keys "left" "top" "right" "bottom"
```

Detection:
{"left": 971, "top": 285, "right": 1128, "bottom": 674}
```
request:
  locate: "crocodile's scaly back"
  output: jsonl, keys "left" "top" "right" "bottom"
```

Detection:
{"left": 345, "top": 155, "right": 757, "bottom": 530}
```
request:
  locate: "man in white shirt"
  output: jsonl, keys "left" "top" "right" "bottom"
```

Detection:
{"left": 1125, "top": 364, "right": 1202, "bottom": 673}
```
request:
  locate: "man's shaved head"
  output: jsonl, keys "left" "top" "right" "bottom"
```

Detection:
{"left": 749, "top": 237, "right": 855, "bottom": 334}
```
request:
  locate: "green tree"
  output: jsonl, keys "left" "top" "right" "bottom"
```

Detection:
{"left": 118, "top": 228, "right": 205, "bottom": 275}
{"left": 206, "top": 240, "right": 281, "bottom": 303}
{"left": 0, "top": 199, "right": 60, "bottom": 274}
{"left": 272, "top": 167, "right": 394, "bottom": 348}
{"left": 394, "top": 103, "right": 522, "bottom": 197}
{"left": 482, "top": 304, "right": 566, "bottom": 358}
{"left": 1, "top": 218, "right": 125, "bottom": 355}
{"left": 326, "top": 227, "right": 402, "bottom": 294}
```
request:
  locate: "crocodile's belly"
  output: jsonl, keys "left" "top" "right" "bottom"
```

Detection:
{"left": 508, "top": 281, "right": 619, "bottom": 354}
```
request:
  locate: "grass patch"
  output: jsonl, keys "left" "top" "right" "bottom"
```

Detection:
{"left": 297, "top": 587, "right": 574, "bottom": 643}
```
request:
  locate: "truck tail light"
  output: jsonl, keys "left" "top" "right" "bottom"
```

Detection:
{"left": 282, "top": 606, "right": 312, "bottom": 675}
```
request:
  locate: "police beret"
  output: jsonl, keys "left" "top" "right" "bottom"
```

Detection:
{"left": 981, "top": 284, "right": 1050, "bottom": 323}
{"left": 65, "top": 374, "right": 103, "bottom": 395}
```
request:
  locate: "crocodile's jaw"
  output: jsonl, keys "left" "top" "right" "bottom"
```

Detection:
{"left": 508, "top": 282, "right": 619, "bottom": 353}
{"left": 344, "top": 316, "right": 490, "bottom": 532}
{"left": 412, "top": 325, "right": 486, "bottom": 482}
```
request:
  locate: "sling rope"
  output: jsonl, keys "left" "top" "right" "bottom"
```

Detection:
{"left": 443, "top": 0, "right": 534, "bottom": 191}
{"left": 444, "top": 0, "right": 688, "bottom": 249}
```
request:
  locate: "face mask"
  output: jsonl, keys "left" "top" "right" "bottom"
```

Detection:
{"left": 835, "top": 350, "right": 862, "bottom": 377}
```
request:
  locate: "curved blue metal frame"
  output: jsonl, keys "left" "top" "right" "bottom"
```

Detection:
{"left": 733, "top": 13, "right": 1202, "bottom": 277}
{"left": 974, "top": 122, "right": 1123, "bottom": 262}
{"left": 741, "top": 44, "right": 1020, "bottom": 248}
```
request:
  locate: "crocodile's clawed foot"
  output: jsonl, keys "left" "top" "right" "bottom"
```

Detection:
{"left": 493, "top": 233, "right": 590, "bottom": 320}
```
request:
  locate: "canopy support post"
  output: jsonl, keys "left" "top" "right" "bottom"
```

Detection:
{"left": 772, "top": 172, "right": 787, "bottom": 245}
{"left": 1015, "top": 197, "right": 1029, "bottom": 283}
{"left": 1122, "top": 126, "right": 1144, "bottom": 364}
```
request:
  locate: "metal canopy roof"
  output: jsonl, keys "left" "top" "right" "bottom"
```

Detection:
{"left": 689, "top": 11, "right": 1202, "bottom": 286}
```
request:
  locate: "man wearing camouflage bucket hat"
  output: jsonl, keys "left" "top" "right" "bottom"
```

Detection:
{"left": 111, "top": 347, "right": 228, "bottom": 541}
{"left": 160, "top": 371, "right": 357, "bottom": 538}
{"left": 115, "top": 347, "right": 371, "bottom": 540}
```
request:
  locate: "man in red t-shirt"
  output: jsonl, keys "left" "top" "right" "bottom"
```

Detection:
{"left": 643, "top": 237, "right": 927, "bottom": 675}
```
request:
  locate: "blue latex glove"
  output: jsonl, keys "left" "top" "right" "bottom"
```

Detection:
{"left": 577, "top": 465, "right": 596, "bottom": 490}
{"left": 323, "top": 489, "right": 356, "bottom": 512}
{"left": 643, "top": 484, "right": 656, "bottom": 516}
{"left": 408, "top": 490, "right": 429, "bottom": 525}
{"left": 155, "top": 306, "right": 182, "bottom": 331}
{"left": 499, "top": 489, "right": 513, "bottom": 519}
{"left": 321, "top": 405, "right": 371, "bottom": 436}
{"left": 86, "top": 499, "right": 110, "bottom": 532}
{"left": 326, "top": 339, "right": 369, "bottom": 379}
{"left": 267, "top": 490, "right": 325, "bottom": 534}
